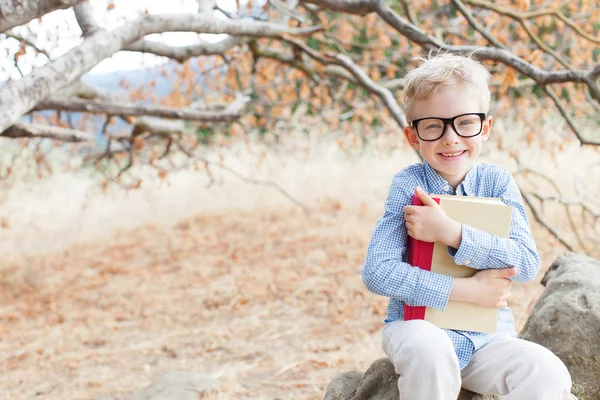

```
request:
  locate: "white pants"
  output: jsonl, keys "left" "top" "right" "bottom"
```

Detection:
{"left": 382, "top": 320, "right": 575, "bottom": 400}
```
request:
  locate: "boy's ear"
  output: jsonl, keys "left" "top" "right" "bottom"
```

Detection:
{"left": 481, "top": 115, "right": 493, "bottom": 142}
{"left": 404, "top": 125, "right": 420, "bottom": 150}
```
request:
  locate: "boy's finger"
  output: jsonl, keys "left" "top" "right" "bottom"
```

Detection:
{"left": 492, "top": 267, "right": 517, "bottom": 279}
{"left": 415, "top": 186, "right": 437, "bottom": 207}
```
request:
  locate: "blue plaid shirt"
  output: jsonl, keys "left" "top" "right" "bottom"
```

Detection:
{"left": 362, "top": 160, "right": 540, "bottom": 369}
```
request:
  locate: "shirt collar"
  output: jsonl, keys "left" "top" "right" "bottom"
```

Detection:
{"left": 423, "top": 159, "right": 477, "bottom": 196}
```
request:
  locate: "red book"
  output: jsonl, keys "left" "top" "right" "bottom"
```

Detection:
{"left": 400, "top": 192, "right": 511, "bottom": 334}
{"left": 403, "top": 193, "right": 440, "bottom": 321}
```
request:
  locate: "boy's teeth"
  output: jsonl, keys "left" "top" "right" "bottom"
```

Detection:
{"left": 441, "top": 151, "right": 464, "bottom": 157}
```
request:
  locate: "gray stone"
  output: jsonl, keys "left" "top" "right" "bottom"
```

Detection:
{"left": 519, "top": 252, "right": 600, "bottom": 399}
{"left": 355, "top": 358, "right": 399, "bottom": 400}
{"left": 323, "top": 357, "right": 500, "bottom": 400}
{"left": 129, "top": 371, "right": 219, "bottom": 400}
{"left": 324, "top": 371, "right": 363, "bottom": 400}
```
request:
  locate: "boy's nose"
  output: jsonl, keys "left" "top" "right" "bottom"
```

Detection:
{"left": 442, "top": 123, "right": 460, "bottom": 144}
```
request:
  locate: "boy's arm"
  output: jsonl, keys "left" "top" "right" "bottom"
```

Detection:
{"left": 449, "top": 170, "right": 540, "bottom": 282}
{"left": 362, "top": 174, "right": 454, "bottom": 311}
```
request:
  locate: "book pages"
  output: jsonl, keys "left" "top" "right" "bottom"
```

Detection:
{"left": 424, "top": 197, "right": 512, "bottom": 334}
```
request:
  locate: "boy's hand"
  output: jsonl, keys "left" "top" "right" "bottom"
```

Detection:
{"left": 403, "top": 187, "right": 462, "bottom": 247}
{"left": 451, "top": 267, "right": 516, "bottom": 308}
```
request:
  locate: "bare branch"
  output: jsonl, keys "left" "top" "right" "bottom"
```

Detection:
{"left": 521, "top": 191, "right": 575, "bottom": 252}
{"left": 296, "top": 0, "right": 600, "bottom": 144}
{"left": 399, "top": 0, "right": 418, "bottom": 25}
{"left": 126, "top": 37, "right": 248, "bottom": 63}
{"left": 3, "top": 31, "right": 50, "bottom": 58}
{"left": 285, "top": 36, "right": 407, "bottom": 127}
{"left": 0, "top": 123, "right": 94, "bottom": 142}
{"left": 300, "top": 1, "right": 599, "bottom": 87}
{"left": 461, "top": 0, "right": 572, "bottom": 69}
{"left": 77, "top": 1, "right": 245, "bottom": 63}
{"left": 464, "top": 0, "right": 600, "bottom": 45}
{"left": 73, "top": 0, "right": 99, "bottom": 37}
{"left": 131, "top": 118, "right": 185, "bottom": 137}
{"left": 450, "top": 0, "right": 505, "bottom": 48}
{"left": 543, "top": 85, "right": 600, "bottom": 146}
{"left": 0, "top": 0, "right": 84, "bottom": 32}
{"left": 202, "top": 158, "right": 312, "bottom": 215}
{"left": 298, "top": 0, "right": 377, "bottom": 15}
{"left": 268, "top": 0, "right": 308, "bottom": 23}
{"left": 0, "top": 14, "right": 321, "bottom": 133}
{"left": 34, "top": 97, "right": 250, "bottom": 123}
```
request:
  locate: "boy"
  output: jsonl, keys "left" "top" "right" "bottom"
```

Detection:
{"left": 362, "top": 54, "right": 574, "bottom": 400}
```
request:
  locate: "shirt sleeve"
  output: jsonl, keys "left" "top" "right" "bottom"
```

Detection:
{"left": 362, "top": 172, "right": 454, "bottom": 310}
{"left": 449, "top": 169, "right": 540, "bottom": 282}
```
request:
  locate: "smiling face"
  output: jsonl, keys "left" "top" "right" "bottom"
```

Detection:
{"left": 404, "top": 85, "right": 493, "bottom": 189}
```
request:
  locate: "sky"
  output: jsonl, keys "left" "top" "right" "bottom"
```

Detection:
{"left": 0, "top": 0, "right": 242, "bottom": 80}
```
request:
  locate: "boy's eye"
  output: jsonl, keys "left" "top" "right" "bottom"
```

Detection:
{"left": 424, "top": 122, "right": 442, "bottom": 130}
{"left": 457, "top": 117, "right": 478, "bottom": 125}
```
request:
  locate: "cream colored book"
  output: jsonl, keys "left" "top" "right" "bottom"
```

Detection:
{"left": 405, "top": 194, "right": 513, "bottom": 334}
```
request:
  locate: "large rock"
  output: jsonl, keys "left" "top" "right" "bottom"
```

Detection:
{"left": 323, "top": 358, "right": 500, "bottom": 400}
{"left": 129, "top": 371, "right": 219, "bottom": 400}
{"left": 520, "top": 252, "right": 600, "bottom": 399}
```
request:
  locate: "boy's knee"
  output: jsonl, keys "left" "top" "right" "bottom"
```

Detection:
{"left": 519, "top": 345, "right": 572, "bottom": 392}
{"left": 387, "top": 320, "right": 455, "bottom": 361}
{"left": 536, "top": 355, "right": 572, "bottom": 391}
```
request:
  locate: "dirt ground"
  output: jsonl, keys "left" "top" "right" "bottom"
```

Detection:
{"left": 0, "top": 198, "right": 560, "bottom": 400}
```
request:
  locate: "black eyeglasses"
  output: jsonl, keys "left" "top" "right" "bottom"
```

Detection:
{"left": 411, "top": 113, "right": 486, "bottom": 141}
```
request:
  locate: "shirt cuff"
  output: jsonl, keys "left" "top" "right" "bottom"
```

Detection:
{"left": 451, "top": 224, "right": 491, "bottom": 269}
{"left": 412, "top": 270, "right": 453, "bottom": 311}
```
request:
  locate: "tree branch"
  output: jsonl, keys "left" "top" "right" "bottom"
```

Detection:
{"left": 297, "top": 0, "right": 377, "bottom": 15}
{"left": 34, "top": 97, "right": 250, "bottom": 123}
{"left": 450, "top": 0, "right": 505, "bottom": 49}
{"left": 543, "top": 85, "right": 600, "bottom": 146}
{"left": 0, "top": 0, "right": 84, "bottom": 32}
{"left": 464, "top": 0, "right": 600, "bottom": 45}
{"left": 521, "top": 191, "right": 575, "bottom": 252}
{"left": 297, "top": 0, "right": 600, "bottom": 144}
{"left": 461, "top": 0, "right": 572, "bottom": 69}
{"left": 2, "top": 31, "right": 50, "bottom": 58}
{"left": 284, "top": 36, "right": 407, "bottom": 127}
{"left": 0, "top": 13, "right": 322, "bottom": 133}
{"left": 73, "top": 0, "right": 99, "bottom": 36}
{"left": 126, "top": 37, "right": 248, "bottom": 63}
{"left": 0, "top": 123, "right": 94, "bottom": 142}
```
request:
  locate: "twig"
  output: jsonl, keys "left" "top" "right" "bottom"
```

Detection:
{"left": 450, "top": 0, "right": 505, "bottom": 48}
{"left": 202, "top": 158, "right": 311, "bottom": 216}
{"left": 1, "top": 123, "right": 95, "bottom": 142}
{"left": 35, "top": 98, "right": 250, "bottom": 123}
{"left": 3, "top": 31, "right": 51, "bottom": 58}
{"left": 521, "top": 191, "right": 575, "bottom": 252}
{"left": 543, "top": 85, "right": 599, "bottom": 146}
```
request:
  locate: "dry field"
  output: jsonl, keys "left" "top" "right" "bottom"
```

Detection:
{"left": 0, "top": 126, "right": 596, "bottom": 399}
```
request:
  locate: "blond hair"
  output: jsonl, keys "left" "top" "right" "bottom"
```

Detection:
{"left": 402, "top": 53, "right": 491, "bottom": 124}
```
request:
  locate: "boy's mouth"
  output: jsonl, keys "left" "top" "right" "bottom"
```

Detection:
{"left": 439, "top": 150, "right": 466, "bottom": 158}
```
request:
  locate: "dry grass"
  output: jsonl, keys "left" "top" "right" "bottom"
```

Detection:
{"left": 0, "top": 122, "right": 598, "bottom": 399}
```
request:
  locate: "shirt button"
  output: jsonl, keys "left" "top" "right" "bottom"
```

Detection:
{"left": 443, "top": 185, "right": 450, "bottom": 192}
{"left": 465, "top": 260, "right": 471, "bottom": 266}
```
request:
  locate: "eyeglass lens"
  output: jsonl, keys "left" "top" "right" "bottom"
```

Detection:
{"left": 416, "top": 114, "right": 482, "bottom": 140}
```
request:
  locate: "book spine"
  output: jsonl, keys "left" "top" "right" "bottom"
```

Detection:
{"left": 403, "top": 192, "right": 440, "bottom": 321}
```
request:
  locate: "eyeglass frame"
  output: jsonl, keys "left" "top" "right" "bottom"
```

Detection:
{"left": 410, "top": 112, "right": 487, "bottom": 142}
